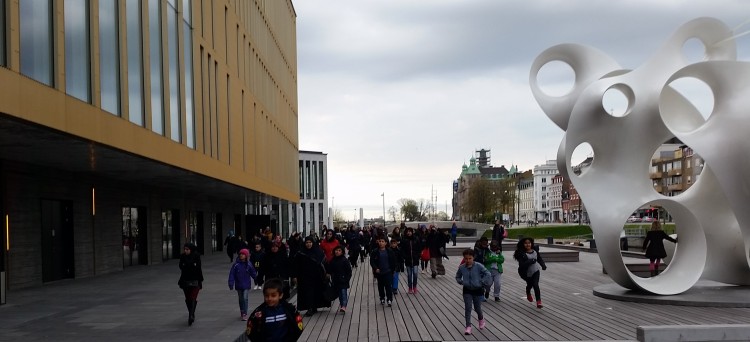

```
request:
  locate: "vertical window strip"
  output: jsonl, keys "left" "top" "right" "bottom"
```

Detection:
{"left": 65, "top": 0, "right": 91, "bottom": 103}
{"left": 149, "top": 0, "right": 164, "bottom": 135}
{"left": 184, "top": 21, "right": 195, "bottom": 148}
{"left": 126, "top": 0, "right": 144, "bottom": 126}
{"left": 214, "top": 60, "right": 219, "bottom": 158}
{"left": 200, "top": 46, "right": 207, "bottom": 154}
{"left": 19, "top": 0, "right": 53, "bottom": 86}
{"left": 167, "top": 3, "right": 181, "bottom": 142}
{"left": 0, "top": 0, "right": 5, "bottom": 66}
{"left": 182, "top": 0, "right": 191, "bottom": 24}
{"left": 99, "top": 0, "right": 120, "bottom": 115}
{"left": 319, "top": 161, "right": 325, "bottom": 198}
{"left": 299, "top": 161, "right": 304, "bottom": 198}
{"left": 224, "top": 7, "right": 228, "bottom": 64}
{"left": 208, "top": 54, "right": 214, "bottom": 157}
{"left": 226, "top": 74, "right": 230, "bottom": 164}
{"left": 241, "top": 90, "right": 245, "bottom": 170}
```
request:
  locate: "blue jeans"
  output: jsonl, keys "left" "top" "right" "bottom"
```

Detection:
{"left": 393, "top": 272, "right": 399, "bottom": 292}
{"left": 463, "top": 293, "right": 484, "bottom": 327}
{"left": 405, "top": 266, "right": 418, "bottom": 288}
{"left": 339, "top": 288, "right": 349, "bottom": 307}
{"left": 236, "top": 289, "right": 249, "bottom": 314}
{"left": 487, "top": 269, "right": 502, "bottom": 297}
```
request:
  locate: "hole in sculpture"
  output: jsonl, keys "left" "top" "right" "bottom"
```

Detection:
{"left": 536, "top": 60, "right": 575, "bottom": 97}
{"left": 667, "top": 77, "right": 714, "bottom": 120}
{"left": 622, "top": 205, "right": 677, "bottom": 278}
{"left": 648, "top": 140, "right": 704, "bottom": 197}
{"left": 571, "top": 142, "right": 594, "bottom": 176}
{"left": 682, "top": 38, "right": 705, "bottom": 63}
{"left": 602, "top": 86, "right": 631, "bottom": 117}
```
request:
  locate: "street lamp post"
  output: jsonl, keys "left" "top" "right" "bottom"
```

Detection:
{"left": 381, "top": 193, "right": 386, "bottom": 226}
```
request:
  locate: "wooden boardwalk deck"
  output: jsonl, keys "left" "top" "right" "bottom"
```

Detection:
{"left": 292, "top": 251, "right": 750, "bottom": 341}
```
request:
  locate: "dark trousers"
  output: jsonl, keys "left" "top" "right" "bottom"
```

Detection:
{"left": 349, "top": 249, "right": 360, "bottom": 267}
{"left": 524, "top": 270, "right": 541, "bottom": 301}
{"left": 376, "top": 272, "right": 393, "bottom": 301}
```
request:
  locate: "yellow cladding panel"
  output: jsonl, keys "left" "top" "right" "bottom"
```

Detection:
{"left": 0, "top": 0, "right": 300, "bottom": 202}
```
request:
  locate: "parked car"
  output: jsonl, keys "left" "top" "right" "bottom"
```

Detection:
{"left": 626, "top": 216, "right": 641, "bottom": 223}
{"left": 642, "top": 217, "right": 655, "bottom": 222}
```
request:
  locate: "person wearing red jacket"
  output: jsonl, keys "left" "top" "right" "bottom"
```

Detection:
{"left": 319, "top": 229, "right": 340, "bottom": 263}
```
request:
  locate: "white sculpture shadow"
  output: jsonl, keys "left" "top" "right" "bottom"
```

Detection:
{"left": 531, "top": 17, "right": 750, "bottom": 295}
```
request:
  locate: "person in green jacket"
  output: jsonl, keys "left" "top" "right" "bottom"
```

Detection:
{"left": 484, "top": 240, "right": 505, "bottom": 302}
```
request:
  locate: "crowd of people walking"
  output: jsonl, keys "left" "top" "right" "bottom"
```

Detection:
{"left": 178, "top": 222, "right": 553, "bottom": 339}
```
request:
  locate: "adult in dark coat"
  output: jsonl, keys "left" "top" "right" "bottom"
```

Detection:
{"left": 491, "top": 220, "right": 506, "bottom": 251}
{"left": 426, "top": 226, "right": 450, "bottom": 278}
{"left": 642, "top": 221, "right": 677, "bottom": 277}
{"left": 288, "top": 232, "right": 302, "bottom": 258}
{"left": 292, "top": 237, "right": 330, "bottom": 316}
{"left": 345, "top": 226, "right": 361, "bottom": 267}
{"left": 178, "top": 243, "right": 203, "bottom": 326}
{"left": 223, "top": 232, "right": 235, "bottom": 262}
{"left": 262, "top": 242, "right": 291, "bottom": 299}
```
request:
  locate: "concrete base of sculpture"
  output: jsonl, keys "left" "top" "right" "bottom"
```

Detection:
{"left": 593, "top": 281, "right": 750, "bottom": 307}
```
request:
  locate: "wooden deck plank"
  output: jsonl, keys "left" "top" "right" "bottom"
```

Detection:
{"left": 295, "top": 247, "right": 750, "bottom": 341}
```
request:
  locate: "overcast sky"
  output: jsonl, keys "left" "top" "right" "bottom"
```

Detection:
{"left": 293, "top": 0, "right": 750, "bottom": 221}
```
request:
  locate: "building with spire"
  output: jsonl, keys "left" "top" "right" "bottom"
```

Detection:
{"left": 452, "top": 149, "right": 520, "bottom": 222}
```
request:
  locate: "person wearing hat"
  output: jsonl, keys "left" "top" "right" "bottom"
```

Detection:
{"left": 178, "top": 243, "right": 203, "bottom": 326}
{"left": 228, "top": 248, "right": 258, "bottom": 321}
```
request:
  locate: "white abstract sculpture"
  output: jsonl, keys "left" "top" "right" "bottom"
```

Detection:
{"left": 531, "top": 17, "right": 750, "bottom": 295}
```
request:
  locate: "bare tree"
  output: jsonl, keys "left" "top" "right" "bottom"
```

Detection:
{"left": 333, "top": 209, "right": 346, "bottom": 227}
{"left": 387, "top": 206, "right": 399, "bottom": 223}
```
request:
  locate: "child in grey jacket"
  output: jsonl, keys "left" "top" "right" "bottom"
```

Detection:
{"left": 455, "top": 248, "right": 492, "bottom": 335}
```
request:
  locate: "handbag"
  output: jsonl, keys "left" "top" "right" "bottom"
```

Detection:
{"left": 420, "top": 247, "right": 430, "bottom": 261}
{"left": 323, "top": 279, "right": 337, "bottom": 302}
{"left": 503, "top": 229, "right": 508, "bottom": 238}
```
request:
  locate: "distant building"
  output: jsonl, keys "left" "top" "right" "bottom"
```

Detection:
{"left": 452, "top": 149, "right": 517, "bottom": 221}
{"left": 533, "top": 160, "right": 558, "bottom": 222}
{"left": 298, "top": 151, "right": 328, "bottom": 237}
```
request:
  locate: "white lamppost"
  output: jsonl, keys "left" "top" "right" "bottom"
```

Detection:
{"left": 381, "top": 193, "right": 386, "bottom": 225}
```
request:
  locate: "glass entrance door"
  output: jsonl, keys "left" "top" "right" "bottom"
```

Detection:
{"left": 122, "top": 206, "right": 147, "bottom": 267}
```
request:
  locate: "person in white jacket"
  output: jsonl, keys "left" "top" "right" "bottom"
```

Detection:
{"left": 455, "top": 249, "right": 492, "bottom": 335}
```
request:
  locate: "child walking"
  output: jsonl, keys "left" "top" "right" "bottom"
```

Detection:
{"left": 485, "top": 240, "right": 505, "bottom": 302}
{"left": 245, "top": 278, "right": 304, "bottom": 342}
{"left": 513, "top": 238, "right": 547, "bottom": 308}
{"left": 389, "top": 239, "right": 404, "bottom": 295}
{"left": 455, "top": 248, "right": 492, "bottom": 335}
{"left": 326, "top": 246, "right": 353, "bottom": 313}
{"left": 370, "top": 236, "right": 396, "bottom": 306}
{"left": 250, "top": 243, "right": 265, "bottom": 290}
{"left": 228, "top": 248, "right": 258, "bottom": 320}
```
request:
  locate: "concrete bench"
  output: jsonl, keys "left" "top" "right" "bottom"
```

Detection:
{"left": 542, "top": 251, "right": 580, "bottom": 262}
{"left": 637, "top": 324, "right": 750, "bottom": 342}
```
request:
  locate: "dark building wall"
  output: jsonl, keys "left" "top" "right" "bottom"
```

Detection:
{"left": 2, "top": 160, "right": 246, "bottom": 290}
